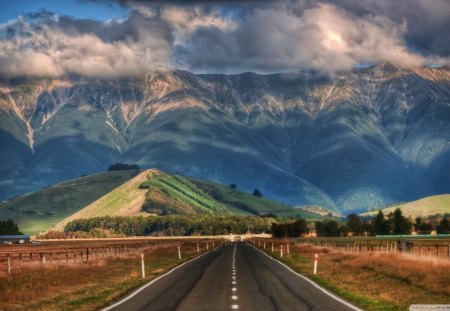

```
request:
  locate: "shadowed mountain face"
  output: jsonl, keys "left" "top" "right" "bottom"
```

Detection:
{"left": 1, "top": 63, "right": 449, "bottom": 214}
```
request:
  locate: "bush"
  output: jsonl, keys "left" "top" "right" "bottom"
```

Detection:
{"left": 253, "top": 188, "right": 262, "bottom": 198}
{"left": 108, "top": 163, "right": 140, "bottom": 171}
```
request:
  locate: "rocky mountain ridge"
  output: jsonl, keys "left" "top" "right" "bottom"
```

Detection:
{"left": 1, "top": 63, "right": 449, "bottom": 214}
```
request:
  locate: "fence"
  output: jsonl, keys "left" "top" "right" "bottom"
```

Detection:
{"left": 0, "top": 238, "right": 220, "bottom": 278}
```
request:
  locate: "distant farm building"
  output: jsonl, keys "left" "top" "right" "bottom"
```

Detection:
{"left": 0, "top": 235, "right": 30, "bottom": 244}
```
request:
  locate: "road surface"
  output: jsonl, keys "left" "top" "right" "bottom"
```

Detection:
{"left": 104, "top": 242, "right": 361, "bottom": 311}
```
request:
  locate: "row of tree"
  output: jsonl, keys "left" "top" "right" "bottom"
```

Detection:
{"left": 65, "top": 215, "right": 275, "bottom": 236}
{"left": 272, "top": 219, "right": 309, "bottom": 237}
{"left": 315, "top": 208, "right": 450, "bottom": 237}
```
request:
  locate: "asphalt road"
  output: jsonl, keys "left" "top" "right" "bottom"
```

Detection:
{"left": 104, "top": 242, "right": 361, "bottom": 311}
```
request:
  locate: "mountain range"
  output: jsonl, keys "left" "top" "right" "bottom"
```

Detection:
{"left": 1, "top": 62, "right": 449, "bottom": 214}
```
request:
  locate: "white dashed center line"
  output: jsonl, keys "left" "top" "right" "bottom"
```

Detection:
{"left": 231, "top": 243, "right": 239, "bottom": 310}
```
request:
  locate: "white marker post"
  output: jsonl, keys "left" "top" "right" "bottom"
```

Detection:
{"left": 280, "top": 245, "right": 283, "bottom": 258}
{"left": 197, "top": 243, "right": 200, "bottom": 253}
{"left": 264, "top": 242, "right": 266, "bottom": 249}
{"left": 141, "top": 253, "right": 145, "bottom": 278}
{"left": 287, "top": 243, "right": 290, "bottom": 255}
{"left": 207, "top": 243, "right": 209, "bottom": 251}
{"left": 178, "top": 246, "right": 182, "bottom": 260}
{"left": 313, "top": 253, "right": 318, "bottom": 275}
{"left": 271, "top": 243, "right": 274, "bottom": 252}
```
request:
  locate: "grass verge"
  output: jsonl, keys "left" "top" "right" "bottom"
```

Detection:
{"left": 0, "top": 242, "right": 211, "bottom": 311}
{"left": 254, "top": 239, "right": 450, "bottom": 311}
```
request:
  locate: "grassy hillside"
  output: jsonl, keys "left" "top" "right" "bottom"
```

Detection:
{"left": 360, "top": 194, "right": 450, "bottom": 218}
{"left": 139, "top": 170, "right": 323, "bottom": 218}
{"left": 7, "top": 168, "right": 323, "bottom": 234}
{"left": 0, "top": 170, "right": 139, "bottom": 235}
{"left": 140, "top": 171, "right": 229, "bottom": 215}
{"left": 52, "top": 170, "right": 154, "bottom": 231}
{"left": 189, "top": 178, "right": 322, "bottom": 219}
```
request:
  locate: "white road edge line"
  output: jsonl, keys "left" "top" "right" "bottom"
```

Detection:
{"left": 249, "top": 243, "right": 363, "bottom": 311}
{"left": 102, "top": 246, "right": 218, "bottom": 311}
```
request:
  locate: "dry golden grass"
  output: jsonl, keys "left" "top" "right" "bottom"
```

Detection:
{"left": 257, "top": 239, "right": 450, "bottom": 310}
{"left": 0, "top": 240, "right": 218, "bottom": 311}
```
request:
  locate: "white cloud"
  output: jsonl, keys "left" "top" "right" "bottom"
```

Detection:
{"left": 172, "top": 3, "right": 431, "bottom": 74}
{"left": 0, "top": 14, "right": 171, "bottom": 77}
{"left": 0, "top": 1, "right": 449, "bottom": 77}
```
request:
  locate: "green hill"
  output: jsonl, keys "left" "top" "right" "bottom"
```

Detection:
{"left": 190, "top": 178, "right": 322, "bottom": 219}
{"left": 3, "top": 168, "right": 323, "bottom": 235}
{"left": 360, "top": 194, "right": 450, "bottom": 218}
{"left": 0, "top": 170, "right": 139, "bottom": 235}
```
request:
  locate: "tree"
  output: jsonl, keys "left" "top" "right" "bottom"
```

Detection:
{"left": 315, "top": 220, "right": 340, "bottom": 237}
{"left": 436, "top": 217, "right": 450, "bottom": 234}
{"left": 339, "top": 224, "right": 349, "bottom": 237}
{"left": 373, "top": 210, "right": 390, "bottom": 235}
{"left": 253, "top": 189, "right": 262, "bottom": 198}
{"left": 325, "top": 220, "right": 340, "bottom": 237}
{"left": 0, "top": 219, "right": 23, "bottom": 235}
{"left": 347, "top": 214, "right": 363, "bottom": 236}
{"left": 414, "top": 217, "right": 433, "bottom": 234}
{"left": 390, "top": 208, "right": 412, "bottom": 234}
{"left": 230, "top": 184, "right": 237, "bottom": 189}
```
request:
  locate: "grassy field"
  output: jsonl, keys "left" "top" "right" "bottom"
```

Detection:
{"left": 253, "top": 238, "right": 450, "bottom": 310}
{"left": 360, "top": 194, "right": 450, "bottom": 218}
{"left": 0, "top": 170, "right": 139, "bottom": 235}
{"left": 0, "top": 238, "right": 218, "bottom": 311}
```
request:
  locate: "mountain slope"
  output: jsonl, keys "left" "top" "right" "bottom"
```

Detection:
{"left": 1, "top": 64, "right": 450, "bottom": 214}
{"left": 0, "top": 170, "right": 139, "bottom": 235}
{"left": 360, "top": 194, "right": 450, "bottom": 218}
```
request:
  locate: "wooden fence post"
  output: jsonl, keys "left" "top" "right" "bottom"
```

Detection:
{"left": 7, "top": 254, "right": 11, "bottom": 275}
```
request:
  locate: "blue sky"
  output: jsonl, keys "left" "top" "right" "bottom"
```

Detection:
{"left": 0, "top": 0, "right": 128, "bottom": 22}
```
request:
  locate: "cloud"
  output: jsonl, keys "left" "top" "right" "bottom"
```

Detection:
{"left": 331, "top": 0, "right": 450, "bottom": 58}
{"left": 172, "top": 3, "right": 428, "bottom": 74}
{"left": 0, "top": 11, "right": 173, "bottom": 77}
{"left": 0, "top": 0, "right": 449, "bottom": 77}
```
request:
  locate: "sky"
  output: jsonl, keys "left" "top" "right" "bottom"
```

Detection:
{"left": 0, "top": 0, "right": 449, "bottom": 77}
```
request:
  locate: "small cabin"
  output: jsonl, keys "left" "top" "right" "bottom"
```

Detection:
{"left": 0, "top": 235, "right": 30, "bottom": 244}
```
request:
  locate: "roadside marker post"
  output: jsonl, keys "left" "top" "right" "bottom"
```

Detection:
{"left": 207, "top": 243, "right": 209, "bottom": 251}
{"left": 287, "top": 243, "right": 290, "bottom": 255}
{"left": 313, "top": 253, "right": 318, "bottom": 275}
{"left": 178, "top": 246, "right": 182, "bottom": 260}
{"left": 271, "top": 243, "right": 274, "bottom": 252}
{"left": 141, "top": 254, "right": 145, "bottom": 278}
{"left": 197, "top": 243, "right": 200, "bottom": 253}
{"left": 280, "top": 245, "right": 283, "bottom": 258}
{"left": 263, "top": 242, "right": 266, "bottom": 249}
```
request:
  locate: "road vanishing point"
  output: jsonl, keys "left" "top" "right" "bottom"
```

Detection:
{"left": 104, "top": 242, "right": 361, "bottom": 311}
